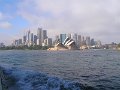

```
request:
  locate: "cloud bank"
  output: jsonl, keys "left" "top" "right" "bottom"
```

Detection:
{"left": 0, "top": 0, "right": 120, "bottom": 44}
{"left": 0, "top": 12, "right": 12, "bottom": 30}
{"left": 8, "top": 0, "right": 120, "bottom": 43}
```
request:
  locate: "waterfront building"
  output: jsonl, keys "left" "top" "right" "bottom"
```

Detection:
{"left": 81, "top": 36, "right": 86, "bottom": 46}
{"left": 60, "top": 34, "right": 66, "bottom": 44}
{"left": 77, "top": 35, "right": 82, "bottom": 47}
{"left": 34, "top": 35, "right": 37, "bottom": 45}
{"left": 67, "top": 33, "right": 71, "bottom": 39}
{"left": 13, "top": 40, "right": 19, "bottom": 46}
{"left": 73, "top": 33, "right": 78, "bottom": 43}
{"left": 53, "top": 35, "right": 60, "bottom": 45}
{"left": 30, "top": 33, "right": 34, "bottom": 45}
{"left": 37, "top": 28, "right": 42, "bottom": 46}
{"left": 86, "top": 36, "right": 91, "bottom": 46}
{"left": 96, "top": 40, "right": 102, "bottom": 47}
{"left": 26, "top": 30, "right": 31, "bottom": 46}
{"left": 0, "top": 43, "right": 5, "bottom": 47}
{"left": 91, "top": 38, "right": 95, "bottom": 46}
{"left": 42, "top": 30, "right": 47, "bottom": 43}
{"left": 23, "top": 35, "right": 26, "bottom": 45}
{"left": 42, "top": 39, "right": 47, "bottom": 46}
{"left": 47, "top": 38, "right": 52, "bottom": 46}
{"left": 71, "top": 33, "right": 77, "bottom": 43}
{"left": 37, "top": 28, "right": 47, "bottom": 46}
{"left": 18, "top": 39, "right": 22, "bottom": 45}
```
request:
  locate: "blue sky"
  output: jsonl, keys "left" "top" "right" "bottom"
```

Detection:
{"left": 0, "top": 0, "right": 120, "bottom": 45}
{"left": 0, "top": 0, "right": 29, "bottom": 44}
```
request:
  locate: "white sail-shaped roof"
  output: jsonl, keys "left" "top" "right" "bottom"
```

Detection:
{"left": 63, "top": 37, "right": 69, "bottom": 45}
{"left": 66, "top": 41, "right": 75, "bottom": 46}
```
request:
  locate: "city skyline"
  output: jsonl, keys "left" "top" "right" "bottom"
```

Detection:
{"left": 0, "top": 0, "right": 120, "bottom": 45}
{"left": 11, "top": 27, "right": 102, "bottom": 50}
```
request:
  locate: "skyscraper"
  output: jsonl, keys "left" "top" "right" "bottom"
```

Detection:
{"left": 34, "top": 35, "right": 37, "bottom": 45}
{"left": 60, "top": 34, "right": 66, "bottom": 44}
{"left": 30, "top": 33, "right": 34, "bottom": 45}
{"left": 37, "top": 28, "right": 47, "bottom": 46}
{"left": 86, "top": 36, "right": 91, "bottom": 46}
{"left": 81, "top": 36, "right": 86, "bottom": 45}
{"left": 42, "top": 30, "right": 47, "bottom": 43}
{"left": 91, "top": 38, "right": 95, "bottom": 46}
{"left": 77, "top": 35, "right": 82, "bottom": 47}
{"left": 67, "top": 33, "right": 71, "bottom": 39}
{"left": 18, "top": 39, "right": 22, "bottom": 45}
{"left": 74, "top": 33, "right": 78, "bottom": 43}
{"left": 23, "top": 35, "right": 26, "bottom": 45}
{"left": 47, "top": 38, "right": 52, "bottom": 46}
{"left": 26, "top": 30, "right": 31, "bottom": 46}
{"left": 37, "top": 28, "right": 42, "bottom": 45}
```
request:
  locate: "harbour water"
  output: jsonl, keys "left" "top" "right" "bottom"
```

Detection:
{"left": 0, "top": 50, "right": 120, "bottom": 90}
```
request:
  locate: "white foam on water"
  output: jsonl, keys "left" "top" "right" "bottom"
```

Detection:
{"left": 0, "top": 64, "right": 82, "bottom": 90}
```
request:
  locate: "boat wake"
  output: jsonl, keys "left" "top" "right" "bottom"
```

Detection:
{"left": 0, "top": 64, "right": 94, "bottom": 90}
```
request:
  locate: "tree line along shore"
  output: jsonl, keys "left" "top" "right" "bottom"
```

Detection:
{"left": 0, "top": 45, "right": 50, "bottom": 50}
{"left": 1, "top": 43, "right": 120, "bottom": 50}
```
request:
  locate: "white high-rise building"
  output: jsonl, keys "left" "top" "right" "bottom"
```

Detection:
{"left": 86, "top": 36, "right": 91, "bottom": 46}
{"left": 71, "top": 33, "right": 77, "bottom": 43}
{"left": 77, "top": 35, "right": 82, "bottom": 47}
{"left": 26, "top": 30, "right": 31, "bottom": 46}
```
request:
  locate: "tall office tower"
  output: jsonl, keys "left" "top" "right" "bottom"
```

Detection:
{"left": 67, "top": 33, "right": 71, "bottom": 39}
{"left": 60, "top": 34, "right": 66, "bottom": 44}
{"left": 14, "top": 40, "right": 19, "bottom": 46}
{"left": 77, "top": 35, "right": 82, "bottom": 47}
{"left": 71, "top": 33, "right": 77, "bottom": 43}
{"left": 30, "top": 33, "right": 34, "bottom": 45}
{"left": 42, "top": 30, "right": 47, "bottom": 43}
{"left": 86, "top": 36, "right": 91, "bottom": 46}
{"left": 55, "top": 35, "right": 60, "bottom": 42}
{"left": 37, "top": 28, "right": 42, "bottom": 45}
{"left": 34, "top": 35, "right": 37, "bottom": 45}
{"left": 26, "top": 30, "right": 31, "bottom": 46}
{"left": 81, "top": 36, "right": 86, "bottom": 45}
{"left": 47, "top": 38, "right": 52, "bottom": 46}
{"left": 43, "top": 39, "right": 47, "bottom": 46}
{"left": 91, "top": 38, "right": 95, "bottom": 46}
{"left": 23, "top": 35, "right": 26, "bottom": 45}
{"left": 18, "top": 39, "right": 22, "bottom": 45}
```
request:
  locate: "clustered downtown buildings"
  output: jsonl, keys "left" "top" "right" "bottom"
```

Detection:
{"left": 12, "top": 28, "right": 52, "bottom": 47}
{"left": 54, "top": 33, "right": 102, "bottom": 49}
{"left": 12, "top": 27, "right": 102, "bottom": 49}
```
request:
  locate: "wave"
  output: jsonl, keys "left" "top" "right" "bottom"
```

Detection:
{"left": 0, "top": 64, "right": 94, "bottom": 90}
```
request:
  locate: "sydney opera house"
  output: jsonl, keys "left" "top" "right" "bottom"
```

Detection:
{"left": 48, "top": 37, "right": 78, "bottom": 50}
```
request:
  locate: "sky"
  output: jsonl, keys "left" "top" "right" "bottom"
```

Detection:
{"left": 0, "top": 0, "right": 120, "bottom": 45}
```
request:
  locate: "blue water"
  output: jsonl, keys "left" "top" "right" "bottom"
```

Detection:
{"left": 0, "top": 50, "right": 120, "bottom": 90}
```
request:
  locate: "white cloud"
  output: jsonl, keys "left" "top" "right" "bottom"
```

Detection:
{"left": 0, "top": 12, "right": 4, "bottom": 20}
{"left": 0, "top": 12, "right": 12, "bottom": 30}
{"left": 17, "top": 0, "right": 120, "bottom": 43}
{"left": 0, "top": 21, "right": 12, "bottom": 29}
